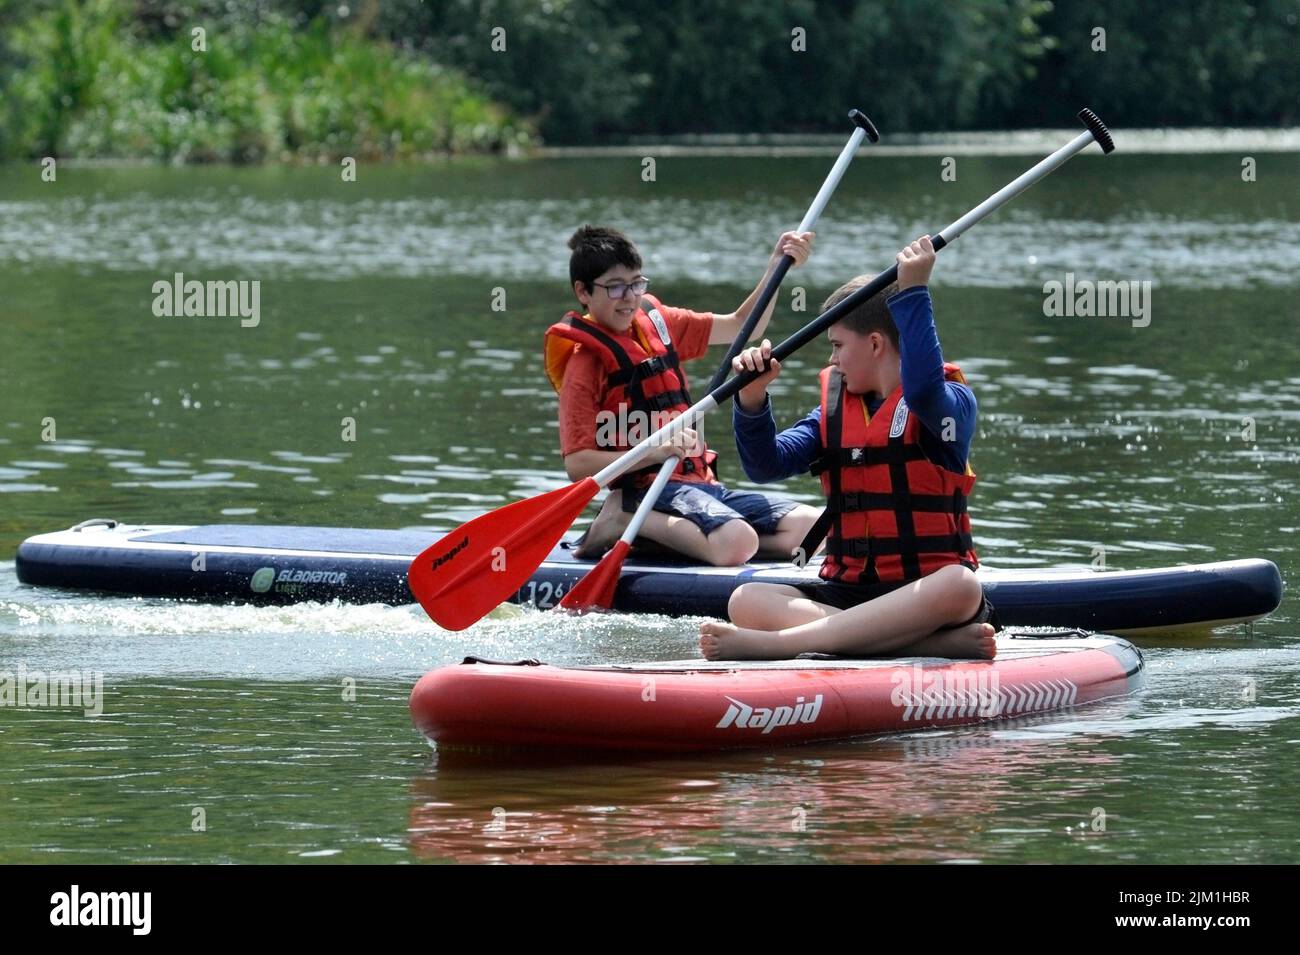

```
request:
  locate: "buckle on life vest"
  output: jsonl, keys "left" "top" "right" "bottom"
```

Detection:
{"left": 641, "top": 388, "right": 690, "bottom": 413}
{"left": 610, "top": 353, "right": 680, "bottom": 387}
{"left": 640, "top": 355, "right": 670, "bottom": 377}
{"left": 811, "top": 445, "right": 926, "bottom": 476}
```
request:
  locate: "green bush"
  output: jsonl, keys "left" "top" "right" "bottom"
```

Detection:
{"left": 0, "top": 0, "right": 535, "bottom": 162}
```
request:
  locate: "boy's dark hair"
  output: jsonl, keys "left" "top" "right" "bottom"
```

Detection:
{"left": 568, "top": 225, "right": 642, "bottom": 293}
{"left": 823, "top": 277, "right": 900, "bottom": 349}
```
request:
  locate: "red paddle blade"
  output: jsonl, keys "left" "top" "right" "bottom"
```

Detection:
{"left": 556, "top": 539, "right": 631, "bottom": 613}
{"left": 408, "top": 478, "right": 599, "bottom": 631}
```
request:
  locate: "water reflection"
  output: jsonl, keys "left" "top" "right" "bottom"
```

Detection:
{"left": 406, "top": 709, "right": 1140, "bottom": 864}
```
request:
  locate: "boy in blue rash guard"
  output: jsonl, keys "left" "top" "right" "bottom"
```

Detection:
{"left": 699, "top": 236, "right": 998, "bottom": 661}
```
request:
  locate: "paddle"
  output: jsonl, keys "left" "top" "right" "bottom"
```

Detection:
{"left": 557, "top": 109, "right": 880, "bottom": 612}
{"left": 410, "top": 109, "right": 1114, "bottom": 631}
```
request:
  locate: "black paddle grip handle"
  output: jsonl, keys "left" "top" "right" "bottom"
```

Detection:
{"left": 848, "top": 109, "right": 880, "bottom": 142}
{"left": 1078, "top": 108, "right": 1114, "bottom": 154}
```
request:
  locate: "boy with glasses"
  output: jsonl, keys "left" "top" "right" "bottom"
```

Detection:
{"left": 544, "top": 225, "right": 819, "bottom": 566}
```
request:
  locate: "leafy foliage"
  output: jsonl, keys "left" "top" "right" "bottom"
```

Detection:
{"left": 0, "top": 0, "right": 534, "bottom": 161}
{"left": 0, "top": 0, "right": 1294, "bottom": 161}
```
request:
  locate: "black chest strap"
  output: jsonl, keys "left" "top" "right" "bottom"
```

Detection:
{"left": 569, "top": 314, "right": 693, "bottom": 416}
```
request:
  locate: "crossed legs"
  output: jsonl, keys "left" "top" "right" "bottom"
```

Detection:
{"left": 699, "top": 564, "right": 996, "bottom": 660}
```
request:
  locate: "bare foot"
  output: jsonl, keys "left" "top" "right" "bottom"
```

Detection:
{"left": 574, "top": 501, "right": 630, "bottom": 559}
{"left": 699, "top": 620, "right": 793, "bottom": 661}
{"left": 572, "top": 535, "right": 609, "bottom": 560}
{"left": 907, "top": 623, "right": 997, "bottom": 660}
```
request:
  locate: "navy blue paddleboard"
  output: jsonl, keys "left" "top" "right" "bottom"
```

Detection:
{"left": 14, "top": 519, "right": 1283, "bottom": 636}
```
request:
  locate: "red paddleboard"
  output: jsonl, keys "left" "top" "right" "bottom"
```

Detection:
{"left": 410, "top": 630, "right": 1144, "bottom": 754}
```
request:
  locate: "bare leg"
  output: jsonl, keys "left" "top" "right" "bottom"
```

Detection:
{"left": 699, "top": 565, "right": 986, "bottom": 660}
{"left": 754, "top": 504, "right": 822, "bottom": 561}
{"left": 726, "top": 582, "right": 839, "bottom": 630}
{"left": 636, "top": 513, "right": 759, "bottom": 566}
{"left": 717, "top": 584, "right": 996, "bottom": 661}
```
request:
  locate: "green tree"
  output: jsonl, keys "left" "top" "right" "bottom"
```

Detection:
{"left": 1022, "top": 0, "right": 1299, "bottom": 126}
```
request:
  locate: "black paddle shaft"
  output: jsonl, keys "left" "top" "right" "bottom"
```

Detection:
{"left": 703, "top": 253, "right": 796, "bottom": 393}
{"left": 704, "top": 249, "right": 934, "bottom": 407}
{"left": 705, "top": 107, "right": 1113, "bottom": 407}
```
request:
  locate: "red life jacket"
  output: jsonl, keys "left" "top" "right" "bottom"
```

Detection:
{"left": 812, "top": 363, "right": 978, "bottom": 584}
{"left": 543, "top": 294, "right": 716, "bottom": 486}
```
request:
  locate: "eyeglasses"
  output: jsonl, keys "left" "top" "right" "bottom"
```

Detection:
{"left": 591, "top": 277, "right": 650, "bottom": 299}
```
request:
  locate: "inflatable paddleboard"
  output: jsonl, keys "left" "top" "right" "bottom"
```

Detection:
{"left": 14, "top": 519, "right": 1282, "bottom": 635}
{"left": 409, "top": 630, "right": 1145, "bottom": 754}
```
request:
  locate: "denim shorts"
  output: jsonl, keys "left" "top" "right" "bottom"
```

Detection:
{"left": 622, "top": 480, "right": 799, "bottom": 537}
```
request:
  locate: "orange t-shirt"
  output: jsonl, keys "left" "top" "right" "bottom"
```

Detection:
{"left": 558, "top": 305, "right": 715, "bottom": 481}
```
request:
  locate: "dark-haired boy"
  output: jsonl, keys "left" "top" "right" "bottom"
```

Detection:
{"left": 545, "top": 225, "right": 819, "bottom": 566}
{"left": 699, "top": 236, "right": 998, "bottom": 659}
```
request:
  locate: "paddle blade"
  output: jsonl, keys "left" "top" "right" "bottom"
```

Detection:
{"left": 556, "top": 539, "right": 632, "bottom": 613}
{"left": 408, "top": 478, "right": 599, "bottom": 631}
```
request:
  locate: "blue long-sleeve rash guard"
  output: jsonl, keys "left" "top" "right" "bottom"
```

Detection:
{"left": 733, "top": 286, "right": 975, "bottom": 481}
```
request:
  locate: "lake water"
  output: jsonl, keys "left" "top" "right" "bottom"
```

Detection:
{"left": 1, "top": 143, "right": 1297, "bottom": 862}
